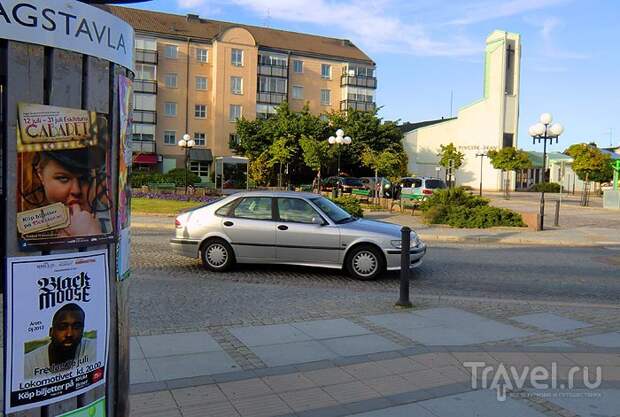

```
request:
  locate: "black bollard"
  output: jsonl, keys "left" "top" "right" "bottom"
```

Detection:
{"left": 554, "top": 200, "right": 560, "bottom": 227}
{"left": 395, "top": 226, "right": 413, "bottom": 308}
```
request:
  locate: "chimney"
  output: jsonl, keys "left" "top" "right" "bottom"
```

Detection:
{"left": 341, "top": 39, "right": 352, "bottom": 47}
{"left": 187, "top": 13, "right": 200, "bottom": 22}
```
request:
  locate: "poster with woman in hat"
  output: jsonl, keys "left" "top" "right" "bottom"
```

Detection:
{"left": 16, "top": 103, "right": 113, "bottom": 249}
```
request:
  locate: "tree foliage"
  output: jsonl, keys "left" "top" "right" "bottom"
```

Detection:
{"left": 299, "top": 135, "right": 330, "bottom": 175}
{"left": 438, "top": 143, "right": 465, "bottom": 169}
{"left": 361, "top": 146, "right": 406, "bottom": 180}
{"left": 248, "top": 151, "right": 271, "bottom": 187}
{"left": 487, "top": 147, "right": 532, "bottom": 172}
{"left": 565, "top": 143, "right": 613, "bottom": 183}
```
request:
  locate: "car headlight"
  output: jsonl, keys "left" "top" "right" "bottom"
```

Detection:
{"left": 390, "top": 240, "right": 402, "bottom": 249}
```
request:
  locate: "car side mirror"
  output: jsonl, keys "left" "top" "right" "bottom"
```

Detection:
{"left": 312, "top": 217, "right": 325, "bottom": 226}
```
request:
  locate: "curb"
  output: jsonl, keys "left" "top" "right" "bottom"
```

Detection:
{"left": 417, "top": 234, "right": 616, "bottom": 247}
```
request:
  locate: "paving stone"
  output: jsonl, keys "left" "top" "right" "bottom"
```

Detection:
{"left": 251, "top": 341, "right": 340, "bottom": 367}
{"left": 417, "top": 389, "right": 547, "bottom": 417}
{"left": 563, "top": 353, "right": 620, "bottom": 366}
{"left": 130, "top": 391, "right": 177, "bottom": 415}
{"left": 279, "top": 387, "right": 340, "bottom": 412}
{"left": 303, "top": 367, "right": 357, "bottom": 387}
{"left": 341, "top": 401, "right": 437, "bottom": 417}
{"left": 320, "top": 335, "right": 402, "bottom": 357}
{"left": 362, "top": 375, "right": 411, "bottom": 396}
{"left": 577, "top": 332, "right": 620, "bottom": 347}
{"left": 171, "top": 384, "right": 228, "bottom": 407}
{"left": 342, "top": 397, "right": 394, "bottom": 415}
{"left": 528, "top": 389, "right": 620, "bottom": 417}
{"left": 292, "top": 319, "right": 371, "bottom": 340}
{"left": 130, "top": 359, "right": 156, "bottom": 384}
{"left": 231, "top": 393, "right": 293, "bottom": 417}
{"left": 219, "top": 378, "right": 274, "bottom": 400}
{"left": 511, "top": 313, "right": 592, "bottom": 333}
{"left": 137, "top": 332, "right": 223, "bottom": 358}
{"left": 322, "top": 381, "right": 380, "bottom": 404}
{"left": 528, "top": 340, "right": 575, "bottom": 348}
{"left": 131, "top": 336, "right": 145, "bottom": 360}
{"left": 341, "top": 362, "right": 394, "bottom": 380}
{"left": 262, "top": 372, "right": 317, "bottom": 393}
{"left": 180, "top": 401, "right": 241, "bottom": 417}
{"left": 373, "top": 357, "right": 428, "bottom": 374}
{"left": 230, "top": 324, "right": 312, "bottom": 347}
{"left": 148, "top": 351, "right": 239, "bottom": 380}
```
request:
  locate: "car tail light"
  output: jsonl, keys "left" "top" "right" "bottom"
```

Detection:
{"left": 175, "top": 218, "right": 182, "bottom": 228}
{"left": 423, "top": 189, "right": 433, "bottom": 195}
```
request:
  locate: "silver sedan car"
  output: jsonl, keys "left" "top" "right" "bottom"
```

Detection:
{"left": 170, "top": 191, "right": 426, "bottom": 280}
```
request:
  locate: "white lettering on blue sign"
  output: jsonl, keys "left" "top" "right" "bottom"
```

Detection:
{"left": 0, "top": 0, "right": 134, "bottom": 70}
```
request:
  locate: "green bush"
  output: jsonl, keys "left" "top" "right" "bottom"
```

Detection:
{"left": 420, "top": 187, "right": 524, "bottom": 228}
{"left": 531, "top": 182, "right": 561, "bottom": 193}
{"left": 331, "top": 195, "right": 364, "bottom": 218}
{"left": 129, "top": 169, "right": 200, "bottom": 188}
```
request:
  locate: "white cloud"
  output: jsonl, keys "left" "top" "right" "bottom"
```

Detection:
{"left": 526, "top": 16, "right": 589, "bottom": 60}
{"left": 449, "top": 0, "right": 568, "bottom": 25}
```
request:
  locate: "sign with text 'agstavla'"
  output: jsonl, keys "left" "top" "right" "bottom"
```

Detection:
{"left": 0, "top": 0, "right": 134, "bottom": 70}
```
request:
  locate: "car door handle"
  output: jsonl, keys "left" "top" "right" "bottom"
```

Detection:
{"left": 278, "top": 225, "right": 288, "bottom": 231}
{"left": 224, "top": 221, "right": 234, "bottom": 227}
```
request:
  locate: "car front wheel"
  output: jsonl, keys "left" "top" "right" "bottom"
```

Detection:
{"left": 345, "top": 245, "right": 384, "bottom": 280}
{"left": 201, "top": 239, "right": 235, "bottom": 272}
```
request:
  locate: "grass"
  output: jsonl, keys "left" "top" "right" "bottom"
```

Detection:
{"left": 132, "top": 198, "right": 205, "bottom": 214}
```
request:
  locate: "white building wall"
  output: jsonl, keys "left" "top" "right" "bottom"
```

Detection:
{"left": 404, "top": 30, "right": 521, "bottom": 191}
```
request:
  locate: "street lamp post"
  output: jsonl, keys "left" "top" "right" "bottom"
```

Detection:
{"left": 528, "top": 113, "right": 564, "bottom": 231}
{"left": 475, "top": 153, "right": 487, "bottom": 196}
{"left": 178, "top": 133, "right": 195, "bottom": 194}
{"left": 328, "top": 129, "right": 352, "bottom": 197}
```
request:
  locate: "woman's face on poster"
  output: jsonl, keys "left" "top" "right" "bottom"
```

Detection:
{"left": 37, "top": 158, "right": 91, "bottom": 212}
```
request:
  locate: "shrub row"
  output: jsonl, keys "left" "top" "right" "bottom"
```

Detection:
{"left": 420, "top": 188, "right": 525, "bottom": 228}
{"left": 130, "top": 169, "right": 201, "bottom": 188}
{"left": 331, "top": 195, "right": 364, "bottom": 218}
{"left": 531, "top": 182, "right": 561, "bottom": 193}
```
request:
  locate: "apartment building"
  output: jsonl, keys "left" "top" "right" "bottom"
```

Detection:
{"left": 106, "top": 6, "right": 377, "bottom": 178}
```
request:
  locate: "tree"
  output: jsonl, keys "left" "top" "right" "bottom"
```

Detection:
{"left": 248, "top": 150, "right": 271, "bottom": 187}
{"left": 565, "top": 143, "right": 613, "bottom": 205}
{"left": 299, "top": 135, "right": 330, "bottom": 190}
{"left": 438, "top": 143, "right": 464, "bottom": 188}
{"left": 361, "top": 146, "right": 407, "bottom": 201}
{"left": 268, "top": 136, "right": 295, "bottom": 188}
{"left": 487, "top": 147, "right": 532, "bottom": 198}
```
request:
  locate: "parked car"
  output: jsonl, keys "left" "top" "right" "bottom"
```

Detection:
{"left": 170, "top": 191, "right": 426, "bottom": 280}
{"left": 400, "top": 177, "right": 447, "bottom": 199}
{"left": 360, "top": 177, "right": 393, "bottom": 198}
{"left": 322, "top": 177, "right": 365, "bottom": 194}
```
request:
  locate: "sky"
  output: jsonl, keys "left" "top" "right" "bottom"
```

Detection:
{"left": 132, "top": 0, "right": 620, "bottom": 152}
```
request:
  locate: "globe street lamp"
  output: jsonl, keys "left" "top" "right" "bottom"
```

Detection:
{"left": 328, "top": 129, "right": 352, "bottom": 197}
{"left": 178, "top": 133, "right": 195, "bottom": 194}
{"left": 528, "top": 113, "right": 564, "bottom": 230}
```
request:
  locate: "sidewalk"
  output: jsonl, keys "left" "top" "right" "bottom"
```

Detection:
{"left": 129, "top": 305, "right": 620, "bottom": 417}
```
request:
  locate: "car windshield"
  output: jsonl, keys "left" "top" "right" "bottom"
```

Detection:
{"left": 425, "top": 179, "right": 447, "bottom": 189}
{"left": 310, "top": 197, "right": 355, "bottom": 223}
{"left": 341, "top": 178, "right": 363, "bottom": 186}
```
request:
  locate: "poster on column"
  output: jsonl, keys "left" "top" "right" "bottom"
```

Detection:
{"left": 4, "top": 250, "right": 110, "bottom": 414}
{"left": 58, "top": 397, "right": 106, "bottom": 417}
{"left": 117, "top": 74, "right": 133, "bottom": 280}
{"left": 16, "top": 103, "right": 114, "bottom": 249}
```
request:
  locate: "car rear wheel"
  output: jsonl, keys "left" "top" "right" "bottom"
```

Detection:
{"left": 345, "top": 245, "right": 384, "bottom": 280}
{"left": 201, "top": 239, "right": 235, "bottom": 272}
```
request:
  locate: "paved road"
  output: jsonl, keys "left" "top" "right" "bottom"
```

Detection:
{"left": 129, "top": 219, "right": 619, "bottom": 334}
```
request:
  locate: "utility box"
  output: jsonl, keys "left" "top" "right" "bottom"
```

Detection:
{"left": 1, "top": 1, "right": 134, "bottom": 416}
{"left": 603, "top": 190, "right": 620, "bottom": 210}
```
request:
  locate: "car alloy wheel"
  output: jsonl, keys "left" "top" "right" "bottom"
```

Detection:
{"left": 206, "top": 243, "right": 228, "bottom": 267}
{"left": 346, "top": 245, "right": 384, "bottom": 280}
{"left": 201, "top": 239, "right": 234, "bottom": 272}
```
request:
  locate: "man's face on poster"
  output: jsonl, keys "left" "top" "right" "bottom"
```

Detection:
{"left": 50, "top": 311, "right": 85, "bottom": 351}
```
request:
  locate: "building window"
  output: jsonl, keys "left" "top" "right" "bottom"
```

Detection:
{"left": 195, "top": 104, "right": 207, "bottom": 118}
{"left": 194, "top": 132, "right": 206, "bottom": 146}
{"left": 190, "top": 161, "right": 210, "bottom": 177}
{"left": 292, "top": 86, "right": 304, "bottom": 100}
{"left": 164, "top": 44, "right": 178, "bottom": 59}
{"left": 229, "top": 104, "right": 242, "bottom": 121}
{"left": 195, "top": 76, "right": 208, "bottom": 90}
{"left": 196, "top": 48, "right": 208, "bottom": 62}
{"left": 231, "top": 48, "right": 243, "bottom": 66}
{"left": 164, "top": 130, "right": 176, "bottom": 145}
{"left": 164, "top": 73, "right": 177, "bottom": 88}
{"left": 320, "top": 89, "right": 331, "bottom": 105}
{"left": 320, "top": 114, "right": 328, "bottom": 122}
{"left": 229, "top": 133, "right": 240, "bottom": 145}
{"left": 231, "top": 76, "right": 243, "bottom": 94}
{"left": 135, "top": 64, "right": 156, "bottom": 80}
{"left": 293, "top": 60, "right": 303, "bottom": 73}
{"left": 321, "top": 64, "right": 331, "bottom": 79}
{"left": 259, "top": 76, "right": 287, "bottom": 93}
{"left": 164, "top": 102, "right": 177, "bottom": 116}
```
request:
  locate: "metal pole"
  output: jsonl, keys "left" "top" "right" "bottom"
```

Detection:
{"left": 395, "top": 226, "right": 413, "bottom": 308}
{"left": 554, "top": 200, "right": 560, "bottom": 227}
{"left": 476, "top": 153, "right": 484, "bottom": 196}
{"left": 184, "top": 147, "right": 189, "bottom": 194}
{"left": 539, "top": 128, "right": 548, "bottom": 231}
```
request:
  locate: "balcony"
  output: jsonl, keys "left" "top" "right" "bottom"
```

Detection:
{"left": 340, "top": 75, "right": 377, "bottom": 89}
{"left": 133, "top": 109, "right": 157, "bottom": 124}
{"left": 258, "top": 65, "right": 288, "bottom": 78}
{"left": 131, "top": 140, "right": 156, "bottom": 154}
{"left": 134, "top": 79, "right": 157, "bottom": 94}
{"left": 135, "top": 49, "right": 158, "bottom": 64}
{"left": 257, "top": 92, "right": 287, "bottom": 105}
{"left": 340, "top": 100, "right": 376, "bottom": 112}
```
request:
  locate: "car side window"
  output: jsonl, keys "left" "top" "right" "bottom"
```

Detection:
{"left": 277, "top": 198, "right": 321, "bottom": 224}
{"left": 215, "top": 199, "right": 239, "bottom": 217}
{"left": 232, "top": 197, "right": 273, "bottom": 220}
